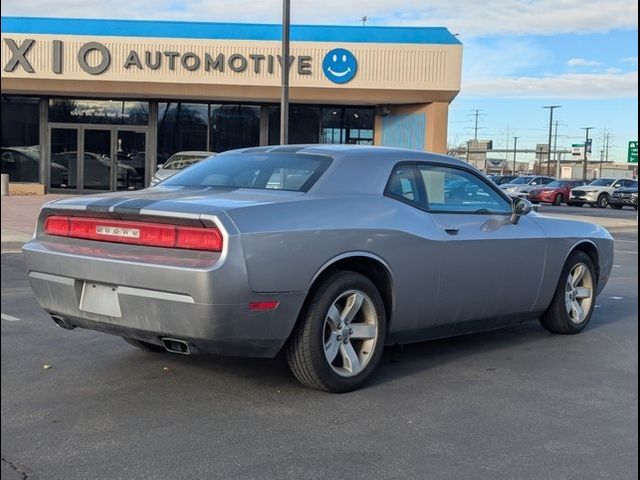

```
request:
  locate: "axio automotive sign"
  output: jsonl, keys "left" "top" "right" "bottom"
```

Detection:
{"left": 2, "top": 38, "right": 358, "bottom": 83}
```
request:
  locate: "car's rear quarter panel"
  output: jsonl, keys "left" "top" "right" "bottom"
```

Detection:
{"left": 229, "top": 195, "right": 446, "bottom": 338}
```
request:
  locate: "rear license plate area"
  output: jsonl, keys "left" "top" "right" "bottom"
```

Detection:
{"left": 79, "top": 282, "right": 122, "bottom": 317}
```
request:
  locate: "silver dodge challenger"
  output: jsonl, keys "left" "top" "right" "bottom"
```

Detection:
{"left": 23, "top": 145, "right": 614, "bottom": 392}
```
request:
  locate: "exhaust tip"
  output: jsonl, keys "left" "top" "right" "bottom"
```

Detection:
{"left": 161, "top": 337, "right": 192, "bottom": 355}
{"left": 51, "top": 315, "right": 76, "bottom": 330}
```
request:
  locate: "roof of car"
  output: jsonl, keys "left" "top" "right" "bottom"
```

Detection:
{"left": 227, "top": 144, "right": 470, "bottom": 167}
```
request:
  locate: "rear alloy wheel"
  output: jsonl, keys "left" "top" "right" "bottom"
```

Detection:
{"left": 553, "top": 193, "right": 564, "bottom": 206}
{"left": 540, "top": 250, "right": 596, "bottom": 334}
{"left": 596, "top": 194, "right": 609, "bottom": 208}
{"left": 122, "top": 336, "right": 166, "bottom": 352}
{"left": 286, "top": 271, "right": 386, "bottom": 392}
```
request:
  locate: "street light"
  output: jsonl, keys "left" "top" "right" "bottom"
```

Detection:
{"left": 512, "top": 136, "right": 519, "bottom": 174}
{"left": 543, "top": 105, "right": 561, "bottom": 176}
{"left": 280, "top": 0, "right": 291, "bottom": 145}
{"left": 581, "top": 127, "right": 595, "bottom": 180}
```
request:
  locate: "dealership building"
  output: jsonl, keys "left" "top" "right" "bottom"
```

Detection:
{"left": 1, "top": 16, "right": 462, "bottom": 193}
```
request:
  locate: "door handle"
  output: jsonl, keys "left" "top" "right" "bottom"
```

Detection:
{"left": 443, "top": 226, "right": 459, "bottom": 236}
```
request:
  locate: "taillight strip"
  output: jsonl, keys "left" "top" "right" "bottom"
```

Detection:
{"left": 43, "top": 216, "right": 223, "bottom": 252}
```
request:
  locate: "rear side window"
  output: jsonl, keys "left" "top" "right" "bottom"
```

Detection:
{"left": 162, "top": 152, "right": 332, "bottom": 192}
{"left": 386, "top": 165, "right": 427, "bottom": 208}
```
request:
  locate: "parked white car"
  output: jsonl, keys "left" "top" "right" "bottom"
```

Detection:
{"left": 568, "top": 178, "right": 638, "bottom": 208}
{"left": 150, "top": 151, "right": 216, "bottom": 186}
{"left": 500, "top": 175, "right": 556, "bottom": 198}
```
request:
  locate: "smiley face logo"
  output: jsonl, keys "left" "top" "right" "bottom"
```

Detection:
{"left": 322, "top": 48, "right": 357, "bottom": 84}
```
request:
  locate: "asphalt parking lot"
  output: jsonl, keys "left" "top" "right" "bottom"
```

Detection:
{"left": 1, "top": 209, "right": 637, "bottom": 479}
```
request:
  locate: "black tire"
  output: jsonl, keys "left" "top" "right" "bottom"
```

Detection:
{"left": 553, "top": 193, "right": 563, "bottom": 206}
{"left": 609, "top": 204, "right": 623, "bottom": 209}
{"left": 286, "top": 271, "right": 387, "bottom": 393}
{"left": 540, "top": 250, "right": 597, "bottom": 335}
{"left": 596, "top": 193, "right": 609, "bottom": 208}
{"left": 122, "top": 336, "right": 166, "bottom": 352}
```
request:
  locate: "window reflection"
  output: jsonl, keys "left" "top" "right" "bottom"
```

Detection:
{"left": 157, "top": 102, "right": 208, "bottom": 164}
{"left": 1, "top": 95, "right": 40, "bottom": 183}
{"left": 210, "top": 104, "right": 260, "bottom": 153}
{"left": 270, "top": 105, "right": 374, "bottom": 146}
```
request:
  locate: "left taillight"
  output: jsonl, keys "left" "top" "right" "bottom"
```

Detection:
{"left": 43, "top": 215, "right": 223, "bottom": 252}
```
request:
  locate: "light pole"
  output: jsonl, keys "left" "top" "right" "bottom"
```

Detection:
{"left": 543, "top": 105, "right": 561, "bottom": 176}
{"left": 512, "top": 136, "right": 519, "bottom": 174}
{"left": 581, "top": 127, "right": 594, "bottom": 180}
{"left": 280, "top": 0, "right": 291, "bottom": 145}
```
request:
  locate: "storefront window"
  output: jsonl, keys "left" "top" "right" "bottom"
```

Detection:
{"left": 343, "top": 108, "right": 374, "bottom": 144}
{"left": 157, "top": 102, "right": 208, "bottom": 165}
{"left": 49, "top": 99, "right": 148, "bottom": 125}
{"left": 1, "top": 95, "right": 40, "bottom": 183}
{"left": 270, "top": 105, "right": 374, "bottom": 146}
{"left": 210, "top": 104, "right": 260, "bottom": 153}
{"left": 268, "top": 105, "right": 321, "bottom": 145}
{"left": 321, "top": 107, "right": 345, "bottom": 144}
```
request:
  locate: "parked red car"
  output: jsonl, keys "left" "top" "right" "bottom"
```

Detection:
{"left": 528, "top": 179, "right": 589, "bottom": 205}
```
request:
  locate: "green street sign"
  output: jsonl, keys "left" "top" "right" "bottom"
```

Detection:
{"left": 629, "top": 141, "right": 638, "bottom": 163}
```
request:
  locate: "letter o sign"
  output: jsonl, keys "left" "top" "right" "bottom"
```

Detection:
{"left": 78, "top": 42, "right": 111, "bottom": 75}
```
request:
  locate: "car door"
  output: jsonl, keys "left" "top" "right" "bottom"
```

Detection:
{"left": 415, "top": 163, "right": 547, "bottom": 327}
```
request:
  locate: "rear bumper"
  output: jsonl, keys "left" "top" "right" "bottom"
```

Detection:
{"left": 23, "top": 239, "right": 304, "bottom": 358}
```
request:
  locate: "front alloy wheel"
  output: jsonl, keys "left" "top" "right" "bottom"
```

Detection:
{"left": 286, "top": 271, "right": 386, "bottom": 392}
{"left": 564, "top": 263, "right": 594, "bottom": 325}
{"left": 540, "top": 250, "right": 596, "bottom": 334}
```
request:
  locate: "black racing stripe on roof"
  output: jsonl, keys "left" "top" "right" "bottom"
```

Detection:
{"left": 85, "top": 197, "right": 132, "bottom": 213}
{"left": 110, "top": 198, "right": 164, "bottom": 214}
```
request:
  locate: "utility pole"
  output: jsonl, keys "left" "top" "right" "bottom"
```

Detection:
{"left": 504, "top": 123, "right": 510, "bottom": 175}
{"left": 513, "top": 136, "right": 519, "bottom": 174}
{"left": 581, "top": 127, "right": 594, "bottom": 180}
{"left": 279, "top": 0, "right": 291, "bottom": 145}
{"left": 543, "top": 105, "right": 561, "bottom": 176}
{"left": 553, "top": 121, "right": 561, "bottom": 177}
{"left": 473, "top": 109, "right": 481, "bottom": 140}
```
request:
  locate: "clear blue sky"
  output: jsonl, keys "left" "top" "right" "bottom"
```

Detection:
{"left": 3, "top": 0, "right": 638, "bottom": 161}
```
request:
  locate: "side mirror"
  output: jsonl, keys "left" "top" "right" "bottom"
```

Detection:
{"left": 156, "top": 163, "right": 164, "bottom": 170}
{"left": 510, "top": 197, "right": 533, "bottom": 225}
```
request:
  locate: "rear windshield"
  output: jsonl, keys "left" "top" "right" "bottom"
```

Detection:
{"left": 163, "top": 154, "right": 211, "bottom": 170}
{"left": 162, "top": 152, "right": 332, "bottom": 192}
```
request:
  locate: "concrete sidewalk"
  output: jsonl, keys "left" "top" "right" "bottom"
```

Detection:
{"left": 0, "top": 194, "right": 637, "bottom": 250}
{"left": 1, "top": 195, "right": 68, "bottom": 250}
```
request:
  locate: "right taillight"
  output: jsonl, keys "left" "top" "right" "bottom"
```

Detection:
{"left": 43, "top": 215, "right": 223, "bottom": 252}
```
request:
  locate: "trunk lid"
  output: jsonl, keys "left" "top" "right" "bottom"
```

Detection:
{"left": 46, "top": 186, "right": 305, "bottom": 219}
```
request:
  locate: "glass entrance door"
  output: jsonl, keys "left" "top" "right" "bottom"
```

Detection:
{"left": 116, "top": 130, "right": 146, "bottom": 190}
{"left": 50, "top": 128, "right": 78, "bottom": 190}
{"left": 49, "top": 126, "right": 147, "bottom": 192}
{"left": 83, "top": 129, "right": 111, "bottom": 191}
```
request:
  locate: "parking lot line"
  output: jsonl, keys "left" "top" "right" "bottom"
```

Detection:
{"left": 1, "top": 313, "right": 22, "bottom": 322}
